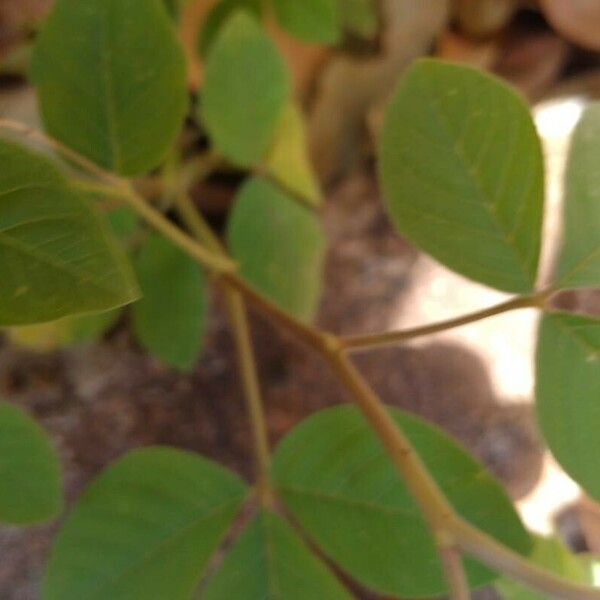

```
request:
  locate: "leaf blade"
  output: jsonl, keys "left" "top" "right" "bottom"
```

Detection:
{"left": 203, "top": 510, "right": 351, "bottom": 599}
{"left": 0, "top": 140, "right": 139, "bottom": 326}
{"left": 536, "top": 312, "right": 600, "bottom": 500}
{"left": 0, "top": 402, "right": 62, "bottom": 525}
{"left": 264, "top": 103, "right": 323, "bottom": 208}
{"left": 201, "top": 11, "right": 290, "bottom": 167}
{"left": 556, "top": 103, "right": 600, "bottom": 288}
{"left": 43, "top": 447, "right": 247, "bottom": 600}
{"left": 31, "top": 0, "right": 187, "bottom": 176}
{"left": 272, "top": 0, "right": 342, "bottom": 44}
{"left": 272, "top": 405, "right": 532, "bottom": 597}
{"left": 227, "top": 177, "right": 326, "bottom": 322}
{"left": 379, "top": 58, "right": 544, "bottom": 293}
{"left": 132, "top": 234, "right": 207, "bottom": 371}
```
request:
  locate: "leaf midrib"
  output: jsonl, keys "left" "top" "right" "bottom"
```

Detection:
{"left": 419, "top": 73, "right": 533, "bottom": 289}
{"left": 81, "top": 496, "right": 245, "bottom": 600}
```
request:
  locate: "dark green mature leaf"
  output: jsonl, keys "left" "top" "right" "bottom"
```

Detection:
{"left": 496, "top": 536, "right": 594, "bottom": 599}
{"left": 201, "top": 11, "right": 290, "bottom": 167}
{"left": 31, "top": 0, "right": 187, "bottom": 176}
{"left": 272, "top": 406, "right": 532, "bottom": 598}
{"left": 556, "top": 103, "right": 600, "bottom": 288}
{"left": 227, "top": 177, "right": 326, "bottom": 322}
{"left": 133, "top": 234, "right": 207, "bottom": 370}
{"left": 44, "top": 447, "right": 247, "bottom": 600}
{"left": 203, "top": 510, "right": 351, "bottom": 599}
{"left": 379, "top": 59, "right": 544, "bottom": 293}
{"left": 198, "top": 0, "right": 262, "bottom": 58}
{"left": 272, "top": 0, "right": 341, "bottom": 44}
{"left": 536, "top": 312, "right": 600, "bottom": 500}
{"left": 0, "top": 402, "right": 62, "bottom": 525}
{"left": 0, "top": 139, "right": 138, "bottom": 326}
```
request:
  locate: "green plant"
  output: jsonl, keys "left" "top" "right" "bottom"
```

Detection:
{"left": 2, "top": 1, "right": 600, "bottom": 598}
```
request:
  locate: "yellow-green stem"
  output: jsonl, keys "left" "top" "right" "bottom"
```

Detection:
{"left": 322, "top": 348, "right": 455, "bottom": 528}
{"left": 174, "top": 192, "right": 273, "bottom": 506}
{"left": 341, "top": 292, "right": 552, "bottom": 352}
{"left": 438, "top": 538, "right": 471, "bottom": 600}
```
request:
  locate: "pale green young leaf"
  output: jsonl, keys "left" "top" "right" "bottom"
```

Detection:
{"left": 0, "top": 139, "right": 139, "bottom": 326}
{"left": 203, "top": 510, "right": 351, "bottom": 599}
{"left": 227, "top": 177, "right": 326, "bottom": 322}
{"left": 198, "top": 0, "right": 262, "bottom": 58}
{"left": 496, "top": 536, "right": 593, "bottom": 599}
{"left": 264, "top": 102, "right": 323, "bottom": 208}
{"left": 555, "top": 103, "right": 600, "bottom": 288}
{"left": 8, "top": 309, "right": 121, "bottom": 351}
{"left": 43, "top": 447, "right": 247, "bottom": 600}
{"left": 201, "top": 11, "right": 290, "bottom": 167}
{"left": 379, "top": 59, "right": 544, "bottom": 293}
{"left": 133, "top": 234, "right": 207, "bottom": 371}
{"left": 272, "top": 0, "right": 341, "bottom": 44}
{"left": 0, "top": 402, "right": 62, "bottom": 524}
{"left": 30, "top": 0, "right": 187, "bottom": 176}
{"left": 536, "top": 312, "right": 600, "bottom": 501}
{"left": 272, "top": 405, "right": 532, "bottom": 598}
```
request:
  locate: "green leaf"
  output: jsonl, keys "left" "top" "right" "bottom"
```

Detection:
{"left": 0, "top": 402, "right": 62, "bottom": 524}
{"left": 272, "top": 405, "right": 532, "bottom": 598}
{"left": 198, "top": 0, "right": 262, "bottom": 58}
{"left": 264, "top": 102, "right": 323, "bottom": 207}
{"left": 43, "top": 447, "right": 247, "bottom": 600}
{"left": 340, "top": 0, "right": 378, "bottom": 39}
{"left": 133, "top": 234, "right": 207, "bottom": 370}
{"left": 30, "top": 0, "right": 187, "bottom": 176}
{"left": 0, "top": 139, "right": 139, "bottom": 326}
{"left": 106, "top": 206, "right": 139, "bottom": 241}
{"left": 272, "top": 0, "right": 341, "bottom": 44}
{"left": 227, "top": 177, "right": 326, "bottom": 322}
{"left": 379, "top": 58, "right": 544, "bottom": 293}
{"left": 201, "top": 11, "right": 290, "bottom": 167}
{"left": 536, "top": 312, "right": 600, "bottom": 500}
{"left": 496, "top": 536, "right": 592, "bottom": 599}
{"left": 203, "top": 509, "right": 351, "bottom": 599}
{"left": 555, "top": 103, "right": 600, "bottom": 288}
{"left": 163, "top": 0, "right": 189, "bottom": 21}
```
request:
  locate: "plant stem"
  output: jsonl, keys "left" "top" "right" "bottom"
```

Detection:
{"left": 0, "top": 119, "right": 234, "bottom": 274}
{"left": 453, "top": 518, "right": 600, "bottom": 600}
{"left": 0, "top": 119, "right": 123, "bottom": 188}
{"left": 120, "top": 185, "right": 235, "bottom": 273}
{"left": 224, "top": 292, "right": 273, "bottom": 506}
{"left": 341, "top": 292, "right": 552, "bottom": 352}
{"left": 174, "top": 192, "right": 273, "bottom": 506}
{"left": 323, "top": 348, "right": 453, "bottom": 528}
{"left": 438, "top": 539, "right": 470, "bottom": 600}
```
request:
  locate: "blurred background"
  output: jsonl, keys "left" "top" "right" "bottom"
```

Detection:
{"left": 2, "top": 1, "right": 600, "bottom": 598}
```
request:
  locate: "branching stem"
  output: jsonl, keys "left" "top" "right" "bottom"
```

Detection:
{"left": 438, "top": 537, "right": 471, "bottom": 600}
{"left": 3, "top": 121, "right": 598, "bottom": 599}
{"left": 341, "top": 291, "right": 553, "bottom": 352}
